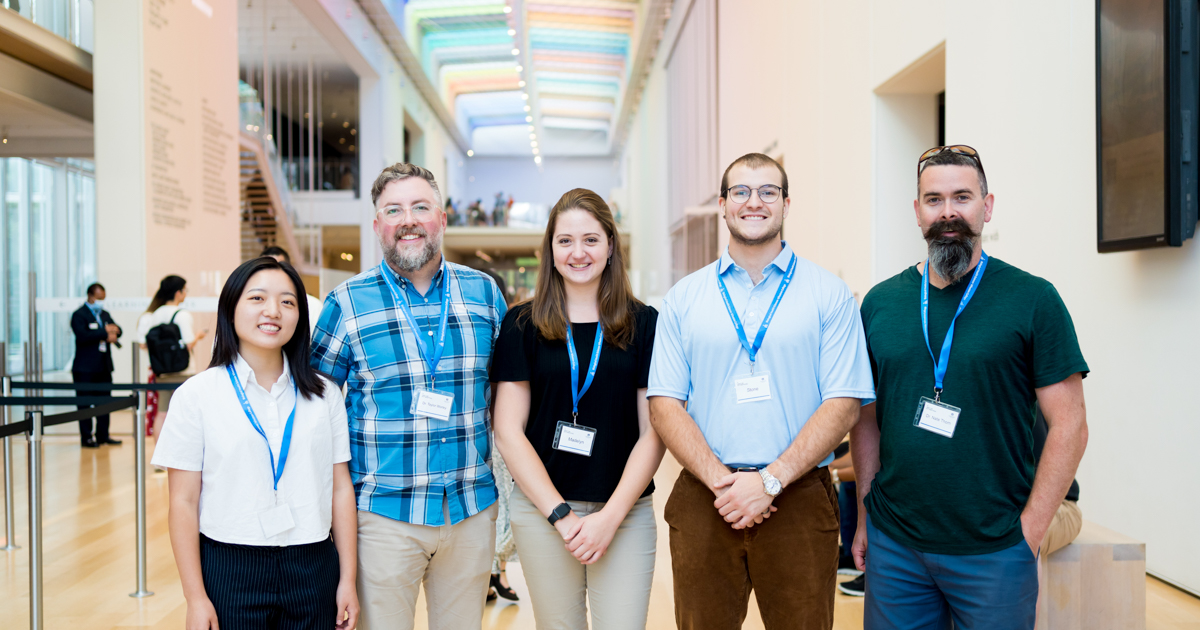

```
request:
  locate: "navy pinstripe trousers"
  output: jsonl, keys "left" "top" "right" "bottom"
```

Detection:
{"left": 200, "top": 534, "right": 340, "bottom": 630}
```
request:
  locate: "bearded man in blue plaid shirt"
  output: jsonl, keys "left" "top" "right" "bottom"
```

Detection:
{"left": 311, "top": 163, "right": 508, "bottom": 630}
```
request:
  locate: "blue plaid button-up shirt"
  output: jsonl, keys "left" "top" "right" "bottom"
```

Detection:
{"left": 311, "top": 260, "right": 508, "bottom": 526}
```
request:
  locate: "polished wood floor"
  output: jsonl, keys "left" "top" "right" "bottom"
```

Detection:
{"left": 0, "top": 414, "right": 1195, "bottom": 629}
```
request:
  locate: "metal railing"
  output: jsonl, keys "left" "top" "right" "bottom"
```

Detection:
{"left": 0, "top": 344, "right": 182, "bottom": 630}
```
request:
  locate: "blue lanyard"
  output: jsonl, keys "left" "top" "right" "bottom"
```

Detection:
{"left": 226, "top": 365, "right": 297, "bottom": 492}
{"left": 716, "top": 253, "right": 798, "bottom": 369}
{"left": 380, "top": 263, "right": 451, "bottom": 386}
{"left": 921, "top": 252, "right": 989, "bottom": 401}
{"left": 564, "top": 321, "right": 604, "bottom": 423}
{"left": 88, "top": 305, "right": 103, "bottom": 325}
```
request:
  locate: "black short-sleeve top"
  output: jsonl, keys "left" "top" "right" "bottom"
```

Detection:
{"left": 492, "top": 301, "right": 658, "bottom": 502}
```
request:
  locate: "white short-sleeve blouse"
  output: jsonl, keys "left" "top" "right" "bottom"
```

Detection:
{"left": 151, "top": 353, "right": 351, "bottom": 546}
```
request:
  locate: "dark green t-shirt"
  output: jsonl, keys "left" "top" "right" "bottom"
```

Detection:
{"left": 860, "top": 257, "right": 1088, "bottom": 555}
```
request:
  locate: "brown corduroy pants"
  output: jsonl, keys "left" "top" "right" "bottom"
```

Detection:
{"left": 665, "top": 466, "right": 840, "bottom": 630}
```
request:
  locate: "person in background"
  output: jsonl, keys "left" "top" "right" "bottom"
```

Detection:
{"left": 311, "top": 163, "right": 507, "bottom": 630}
{"left": 830, "top": 442, "right": 864, "bottom": 597}
{"left": 494, "top": 188, "right": 664, "bottom": 628}
{"left": 261, "top": 245, "right": 323, "bottom": 336}
{"left": 71, "top": 282, "right": 123, "bottom": 448}
{"left": 155, "top": 257, "right": 358, "bottom": 630}
{"left": 137, "top": 275, "right": 207, "bottom": 433}
{"left": 481, "top": 268, "right": 519, "bottom": 604}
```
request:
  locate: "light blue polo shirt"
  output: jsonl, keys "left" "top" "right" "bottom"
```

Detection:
{"left": 647, "top": 243, "right": 875, "bottom": 468}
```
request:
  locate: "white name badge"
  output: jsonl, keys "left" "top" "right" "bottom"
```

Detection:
{"left": 914, "top": 397, "right": 961, "bottom": 438}
{"left": 553, "top": 421, "right": 596, "bottom": 456}
{"left": 411, "top": 388, "right": 454, "bottom": 421}
{"left": 259, "top": 502, "right": 296, "bottom": 538}
{"left": 98, "top": 341, "right": 107, "bottom": 353}
{"left": 88, "top": 322, "right": 99, "bottom": 330}
{"left": 734, "top": 372, "right": 772, "bottom": 404}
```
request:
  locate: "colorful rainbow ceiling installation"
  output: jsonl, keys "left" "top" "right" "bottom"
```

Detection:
{"left": 396, "top": 0, "right": 641, "bottom": 157}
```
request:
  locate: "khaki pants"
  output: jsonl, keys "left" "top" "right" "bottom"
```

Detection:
{"left": 509, "top": 486, "right": 657, "bottom": 629}
{"left": 1041, "top": 499, "right": 1082, "bottom": 556}
{"left": 356, "top": 502, "right": 498, "bottom": 630}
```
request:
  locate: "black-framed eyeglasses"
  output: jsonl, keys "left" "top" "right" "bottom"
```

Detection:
{"left": 722, "top": 184, "right": 786, "bottom": 204}
{"left": 918, "top": 145, "right": 985, "bottom": 176}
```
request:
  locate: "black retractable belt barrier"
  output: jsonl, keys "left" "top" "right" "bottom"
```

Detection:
{"left": 9, "top": 382, "right": 183, "bottom": 391}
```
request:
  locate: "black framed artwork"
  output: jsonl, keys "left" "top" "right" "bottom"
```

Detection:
{"left": 1096, "top": 0, "right": 1199, "bottom": 251}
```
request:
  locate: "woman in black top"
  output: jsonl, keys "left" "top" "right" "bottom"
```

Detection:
{"left": 493, "top": 188, "right": 665, "bottom": 629}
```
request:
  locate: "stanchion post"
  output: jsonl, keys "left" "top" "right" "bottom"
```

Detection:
{"left": 129, "top": 388, "right": 152, "bottom": 598}
{"left": 27, "top": 409, "right": 43, "bottom": 630}
{"left": 1, "top": 368, "right": 17, "bottom": 551}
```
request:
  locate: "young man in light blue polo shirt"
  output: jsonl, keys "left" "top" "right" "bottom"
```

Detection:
{"left": 648, "top": 153, "right": 875, "bottom": 630}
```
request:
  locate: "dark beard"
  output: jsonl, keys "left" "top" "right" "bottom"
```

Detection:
{"left": 727, "top": 215, "right": 784, "bottom": 247}
{"left": 923, "top": 217, "right": 979, "bottom": 283}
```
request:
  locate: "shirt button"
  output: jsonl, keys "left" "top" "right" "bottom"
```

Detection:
{"left": 427, "top": 331, "right": 434, "bottom": 336}
{"left": 441, "top": 438, "right": 446, "bottom": 443}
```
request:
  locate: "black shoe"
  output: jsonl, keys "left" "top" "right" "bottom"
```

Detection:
{"left": 490, "top": 573, "right": 519, "bottom": 601}
{"left": 838, "top": 574, "right": 865, "bottom": 597}
{"left": 838, "top": 553, "right": 863, "bottom": 576}
{"left": 81, "top": 438, "right": 99, "bottom": 448}
{"left": 99, "top": 438, "right": 123, "bottom": 445}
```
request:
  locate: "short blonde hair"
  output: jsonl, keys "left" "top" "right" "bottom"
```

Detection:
{"left": 370, "top": 163, "right": 442, "bottom": 208}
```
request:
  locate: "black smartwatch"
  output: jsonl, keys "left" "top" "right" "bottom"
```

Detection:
{"left": 547, "top": 502, "right": 572, "bottom": 526}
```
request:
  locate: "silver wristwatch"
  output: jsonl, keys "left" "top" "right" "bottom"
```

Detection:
{"left": 759, "top": 469, "right": 782, "bottom": 497}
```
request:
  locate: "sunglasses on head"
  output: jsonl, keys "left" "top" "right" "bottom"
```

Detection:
{"left": 918, "top": 145, "right": 985, "bottom": 176}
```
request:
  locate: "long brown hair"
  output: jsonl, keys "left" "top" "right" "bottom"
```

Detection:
{"left": 528, "top": 188, "right": 638, "bottom": 349}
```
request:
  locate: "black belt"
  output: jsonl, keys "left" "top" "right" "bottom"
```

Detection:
{"left": 727, "top": 465, "right": 763, "bottom": 473}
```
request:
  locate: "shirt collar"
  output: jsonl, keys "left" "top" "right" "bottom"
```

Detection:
{"left": 233, "top": 352, "right": 292, "bottom": 391}
{"left": 717, "top": 241, "right": 796, "bottom": 277}
{"left": 383, "top": 257, "right": 447, "bottom": 293}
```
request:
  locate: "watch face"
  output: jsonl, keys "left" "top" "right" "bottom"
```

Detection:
{"left": 767, "top": 479, "right": 781, "bottom": 495}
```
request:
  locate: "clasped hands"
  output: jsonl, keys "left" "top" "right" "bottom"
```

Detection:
{"left": 713, "top": 471, "right": 777, "bottom": 530}
{"left": 554, "top": 508, "right": 622, "bottom": 565}
{"left": 105, "top": 323, "right": 119, "bottom": 344}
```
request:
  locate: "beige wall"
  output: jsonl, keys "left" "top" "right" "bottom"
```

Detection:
{"left": 626, "top": 0, "right": 1200, "bottom": 594}
{"left": 95, "top": 0, "right": 240, "bottom": 378}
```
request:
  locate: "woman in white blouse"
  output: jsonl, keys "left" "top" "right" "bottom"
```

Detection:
{"left": 153, "top": 257, "right": 359, "bottom": 630}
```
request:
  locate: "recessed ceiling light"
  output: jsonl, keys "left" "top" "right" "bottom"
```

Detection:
{"left": 525, "top": 116, "right": 532, "bottom": 122}
{"left": 515, "top": 65, "right": 523, "bottom": 72}
{"left": 534, "top": 156, "right": 542, "bottom": 164}
{"left": 524, "top": 105, "right": 530, "bottom": 112}
{"left": 518, "top": 80, "right": 526, "bottom": 88}
{"left": 467, "top": 149, "right": 475, "bottom": 157}
{"left": 508, "top": 29, "right": 515, "bottom": 36}
{"left": 521, "top": 94, "right": 529, "bottom": 100}
{"left": 512, "top": 48, "right": 520, "bottom": 56}
{"left": 529, "top": 133, "right": 536, "bottom": 139}
{"left": 503, "top": 5, "right": 512, "bottom": 13}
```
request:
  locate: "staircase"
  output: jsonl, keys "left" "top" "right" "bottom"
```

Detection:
{"left": 238, "top": 131, "right": 313, "bottom": 273}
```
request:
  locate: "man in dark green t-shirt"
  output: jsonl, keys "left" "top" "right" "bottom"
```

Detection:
{"left": 849, "top": 146, "right": 1089, "bottom": 630}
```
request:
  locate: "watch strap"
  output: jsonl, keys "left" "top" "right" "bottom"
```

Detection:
{"left": 547, "top": 502, "right": 571, "bottom": 526}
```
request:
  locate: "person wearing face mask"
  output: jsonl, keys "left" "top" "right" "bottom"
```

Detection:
{"left": 648, "top": 153, "right": 875, "bottom": 630}
{"left": 493, "top": 189, "right": 665, "bottom": 628}
{"left": 850, "top": 146, "right": 1089, "bottom": 630}
{"left": 311, "top": 163, "right": 508, "bottom": 630}
{"left": 71, "top": 282, "right": 123, "bottom": 448}
{"left": 154, "top": 257, "right": 359, "bottom": 630}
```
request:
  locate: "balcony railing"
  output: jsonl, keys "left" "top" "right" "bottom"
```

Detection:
{"left": 3, "top": 0, "right": 94, "bottom": 52}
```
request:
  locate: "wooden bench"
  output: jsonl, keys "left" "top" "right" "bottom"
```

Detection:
{"left": 1036, "top": 520, "right": 1146, "bottom": 630}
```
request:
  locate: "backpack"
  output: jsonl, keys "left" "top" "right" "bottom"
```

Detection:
{"left": 146, "top": 310, "right": 190, "bottom": 374}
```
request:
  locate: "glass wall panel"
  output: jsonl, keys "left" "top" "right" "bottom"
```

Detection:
{"left": 0, "top": 158, "right": 97, "bottom": 375}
